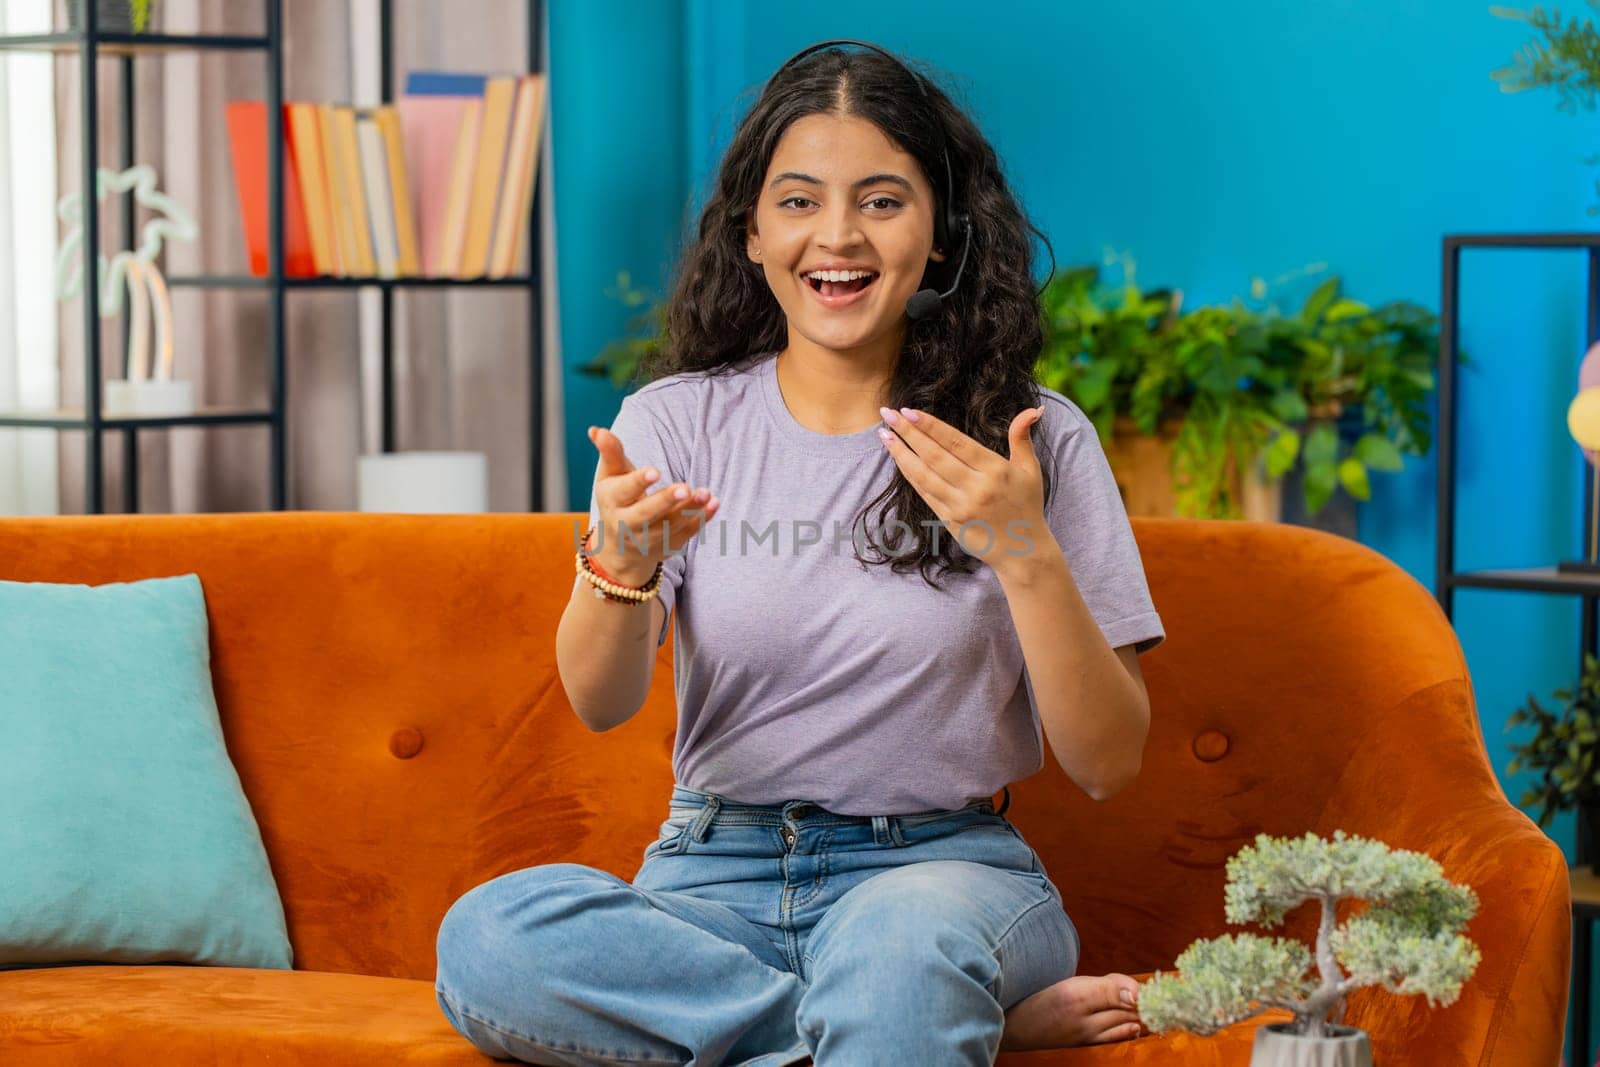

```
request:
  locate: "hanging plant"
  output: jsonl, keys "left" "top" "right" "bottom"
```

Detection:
{"left": 1492, "top": 2, "right": 1600, "bottom": 213}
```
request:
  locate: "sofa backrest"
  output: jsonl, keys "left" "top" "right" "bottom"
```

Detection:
{"left": 0, "top": 511, "right": 1501, "bottom": 982}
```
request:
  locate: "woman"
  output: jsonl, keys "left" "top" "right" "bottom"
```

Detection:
{"left": 435, "top": 39, "right": 1163, "bottom": 1066}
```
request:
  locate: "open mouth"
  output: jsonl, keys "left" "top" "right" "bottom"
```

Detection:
{"left": 803, "top": 272, "right": 880, "bottom": 308}
{"left": 806, "top": 273, "right": 878, "bottom": 297}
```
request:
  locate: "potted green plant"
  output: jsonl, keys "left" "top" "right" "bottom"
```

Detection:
{"left": 577, "top": 270, "right": 668, "bottom": 390}
{"left": 1137, "top": 830, "right": 1482, "bottom": 1066}
{"left": 1506, "top": 652, "right": 1600, "bottom": 867}
{"left": 1492, "top": 1, "right": 1600, "bottom": 215}
{"left": 67, "top": 0, "right": 155, "bottom": 33}
{"left": 1034, "top": 254, "right": 1442, "bottom": 522}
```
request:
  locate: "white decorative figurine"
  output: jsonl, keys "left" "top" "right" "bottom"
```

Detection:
{"left": 55, "top": 164, "right": 199, "bottom": 417}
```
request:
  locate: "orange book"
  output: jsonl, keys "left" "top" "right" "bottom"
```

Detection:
{"left": 316, "top": 103, "right": 356, "bottom": 277}
{"left": 223, "top": 101, "right": 315, "bottom": 277}
{"left": 374, "top": 105, "right": 421, "bottom": 277}
{"left": 286, "top": 102, "right": 336, "bottom": 274}
{"left": 435, "top": 98, "right": 483, "bottom": 278}
{"left": 457, "top": 75, "right": 516, "bottom": 279}
{"left": 331, "top": 106, "right": 377, "bottom": 277}
{"left": 488, "top": 75, "right": 546, "bottom": 279}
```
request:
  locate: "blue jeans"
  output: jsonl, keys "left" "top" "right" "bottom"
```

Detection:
{"left": 434, "top": 783, "right": 1080, "bottom": 1066}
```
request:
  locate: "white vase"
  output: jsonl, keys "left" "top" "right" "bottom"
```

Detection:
{"left": 356, "top": 451, "right": 488, "bottom": 513}
{"left": 1250, "top": 1022, "right": 1373, "bottom": 1067}
{"left": 103, "top": 379, "right": 194, "bottom": 418}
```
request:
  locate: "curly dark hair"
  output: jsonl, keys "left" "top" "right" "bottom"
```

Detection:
{"left": 637, "top": 43, "right": 1058, "bottom": 588}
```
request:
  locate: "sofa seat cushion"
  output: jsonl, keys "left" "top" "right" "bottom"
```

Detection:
{"left": 0, "top": 964, "right": 1291, "bottom": 1065}
{"left": 0, "top": 965, "right": 488, "bottom": 1065}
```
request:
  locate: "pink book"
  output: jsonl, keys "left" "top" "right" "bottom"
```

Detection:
{"left": 397, "top": 95, "right": 472, "bottom": 277}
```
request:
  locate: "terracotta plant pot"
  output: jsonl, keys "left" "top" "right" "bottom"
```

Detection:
{"left": 1101, "top": 415, "right": 1280, "bottom": 523}
{"left": 1251, "top": 1022, "right": 1373, "bottom": 1067}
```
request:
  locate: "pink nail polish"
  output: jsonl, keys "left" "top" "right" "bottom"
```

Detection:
{"left": 900, "top": 407, "right": 920, "bottom": 422}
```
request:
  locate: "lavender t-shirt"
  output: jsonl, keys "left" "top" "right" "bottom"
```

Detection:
{"left": 585, "top": 350, "right": 1164, "bottom": 815}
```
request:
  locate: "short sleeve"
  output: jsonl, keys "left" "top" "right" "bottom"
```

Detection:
{"left": 1035, "top": 394, "right": 1165, "bottom": 655}
{"left": 585, "top": 391, "right": 689, "bottom": 648}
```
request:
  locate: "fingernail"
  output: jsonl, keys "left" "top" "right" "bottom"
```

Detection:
{"left": 878, "top": 406, "right": 900, "bottom": 425}
{"left": 1120, "top": 989, "right": 1134, "bottom": 1006}
{"left": 899, "top": 406, "right": 920, "bottom": 422}
{"left": 877, "top": 427, "right": 895, "bottom": 444}
{"left": 643, "top": 468, "right": 658, "bottom": 481}
{"left": 674, "top": 487, "right": 689, "bottom": 500}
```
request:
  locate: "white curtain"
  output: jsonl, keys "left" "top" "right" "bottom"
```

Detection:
{"left": 0, "top": 0, "right": 60, "bottom": 516}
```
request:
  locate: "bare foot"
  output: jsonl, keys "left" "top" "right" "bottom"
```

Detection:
{"left": 999, "top": 973, "right": 1148, "bottom": 1051}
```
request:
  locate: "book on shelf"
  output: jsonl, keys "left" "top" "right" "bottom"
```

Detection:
{"left": 489, "top": 74, "right": 547, "bottom": 278}
{"left": 355, "top": 113, "right": 400, "bottom": 279}
{"left": 223, "top": 101, "right": 316, "bottom": 277}
{"left": 436, "top": 96, "right": 483, "bottom": 278}
{"left": 224, "top": 70, "right": 546, "bottom": 281}
{"left": 316, "top": 103, "right": 359, "bottom": 276}
{"left": 374, "top": 107, "right": 421, "bottom": 277}
{"left": 459, "top": 75, "right": 516, "bottom": 279}
{"left": 396, "top": 85, "right": 470, "bottom": 278}
{"left": 330, "top": 106, "right": 378, "bottom": 277}
{"left": 285, "top": 103, "right": 337, "bottom": 274}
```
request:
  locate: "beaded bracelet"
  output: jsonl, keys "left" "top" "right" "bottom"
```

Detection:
{"left": 581, "top": 528, "right": 625, "bottom": 585}
{"left": 576, "top": 526, "right": 664, "bottom": 605}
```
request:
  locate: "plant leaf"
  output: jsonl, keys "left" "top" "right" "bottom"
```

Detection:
{"left": 1354, "top": 433, "right": 1405, "bottom": 472}
{"left": 1338, "top": 457, "right": 1372, "bottom": 500}
{"left": 1266, "top": 429, "right": 1301, "bottom": 478}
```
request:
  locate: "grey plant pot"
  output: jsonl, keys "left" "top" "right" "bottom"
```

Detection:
{"left": 1251, "top": 1023, "right": 1373, "bottom": 1067}
{"left": 65, "top": 0, "right": 144, "bottom": 32}
{"left": 1277, "top": 463, "right": 1359, "bottom": 540}
{"left": 1275, "top": 405, "right": 1372, "bottom": 540}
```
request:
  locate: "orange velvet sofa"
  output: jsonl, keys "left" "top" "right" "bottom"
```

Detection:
{"left": 0, "top": 511, "right": 1570, "bottom": 1065}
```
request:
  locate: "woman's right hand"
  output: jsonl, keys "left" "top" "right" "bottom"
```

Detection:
{"left": 586, "top": 425, "right": 718, "bottom": 587}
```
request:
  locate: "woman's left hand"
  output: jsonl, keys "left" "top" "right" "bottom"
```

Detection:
{"left": 876, "top": 404, "right": 1049, "bottom": 570}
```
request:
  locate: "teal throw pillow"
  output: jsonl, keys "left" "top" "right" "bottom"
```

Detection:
{"left": 0, "top": 572, "right": 292, "bottom": 970}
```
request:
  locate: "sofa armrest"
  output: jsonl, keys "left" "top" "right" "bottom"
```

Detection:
{"left": 1315, "top": 679, "right": 1570, "bottom": 1066}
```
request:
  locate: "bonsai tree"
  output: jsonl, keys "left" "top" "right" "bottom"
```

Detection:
{"left": 1137, "top": 830, "right": 1482, "bottom": 1039}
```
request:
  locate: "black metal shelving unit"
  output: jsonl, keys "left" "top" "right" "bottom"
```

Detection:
{"left": 1436, "top": 233, "right": 1600, "bottom": 644}
{"left": 0, "top": 0, "right": 547, "bottom": 513}
{"left": 1434, "top": 231, "right": 1600, "bottom": 1064}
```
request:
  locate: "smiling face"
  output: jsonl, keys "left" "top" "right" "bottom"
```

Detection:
{"left": 746, "top": 111, "right": 947, "bottom": 362}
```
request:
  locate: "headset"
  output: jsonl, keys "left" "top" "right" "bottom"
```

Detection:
{"left": 763, "top": 39, "right": 974, "bottom": 321}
